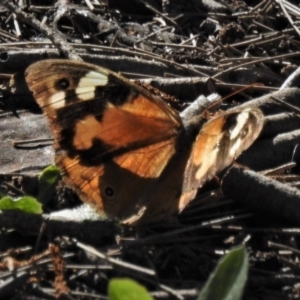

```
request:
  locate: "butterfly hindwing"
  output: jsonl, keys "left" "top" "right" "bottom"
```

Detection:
{"left": 178, "top": 107, "right": 264, "bottom": 211}
{"left": 57, "top": 138, "right": 177, "bottom": 223}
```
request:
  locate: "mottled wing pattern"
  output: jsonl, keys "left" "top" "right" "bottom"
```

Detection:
{"left": 25, "top": 59, "right": 264, "bottom": 225}
{"left": 57, "top": 138, "right": 177, "bottom": 222}
{"left": 25, "top": 59, "right": 182, "bottom": 222}
{"left": 178, "top": 107, "right": 264, "bottom": 211}
{"left": 25, "top": 60, "right": 181, "bottom": 155}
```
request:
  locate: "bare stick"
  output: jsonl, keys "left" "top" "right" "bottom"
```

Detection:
{"left": 222, "top": 166, "right": 300, "bottom": 225}
{"left": 0, "top": 0, "right": 81, "bottom": 61}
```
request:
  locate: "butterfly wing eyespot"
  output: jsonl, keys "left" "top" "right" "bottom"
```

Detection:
{"left": 178, "top": 107, "right": 264, "bottom": 211}
{"left": 104, "top": 186, "right": 115, "bottom": 199}
{"left": 25, "top": 59, "right": 182, "bottom": 225}
{"left": 55, "top": 78, "right": 70, "bottom": 90}
{"left": 240, "top": 127, "right": 249, "bottom": 139}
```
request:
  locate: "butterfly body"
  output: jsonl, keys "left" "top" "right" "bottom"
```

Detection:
{"left": 25, "top": 60, "right": 263, "bottom": 225}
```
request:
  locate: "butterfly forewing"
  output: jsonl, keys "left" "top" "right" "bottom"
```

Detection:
{"left": 25, "top": 60, "right": 182, "bottom": 158}
{"left": 178, "top": 107, "right": 264, "bottom": 211}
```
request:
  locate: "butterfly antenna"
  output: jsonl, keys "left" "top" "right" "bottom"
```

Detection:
{"left": 204, "top": 82, "right": 263, "bottom": 113}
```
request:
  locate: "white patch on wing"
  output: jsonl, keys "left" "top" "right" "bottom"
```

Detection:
{"left": 229, "top": 137, "right": 242, "bottom": 158}
{"left": 49, "top": 91, "right": 66, "bottom": 109}
{"left": 230, "top": 110, "right": 249, "bottom": 140}
{"left": 106, "top": 102, "right": 115, "bottom": 108}
{"left": 195, "top": 146, "right": 219, "bottom": 181}
{"left": 75, "top": 86, "right": 95, "bottom": 101}
{"left": 78, "top": 71, "right": 108, "bottom": 87}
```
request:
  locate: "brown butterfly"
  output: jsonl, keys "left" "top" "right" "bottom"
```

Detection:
{"left": 25, "top": 60, "right": 263, "bottom": 225}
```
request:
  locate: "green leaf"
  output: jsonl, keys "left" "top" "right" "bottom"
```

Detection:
{"left": 108, "top": 278, "right": 153, "bottom": 300}
{"left": 0, "top": 196, "right": 42, "bottom": 214}
{"left": 39, "top": 165, "right": 61, "bottom": 185}
{"left": 38, "top": 165, "right": 61, "bottom": 204}
{"left": 198, "top": 246, "right": 249, "bottom": 300}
